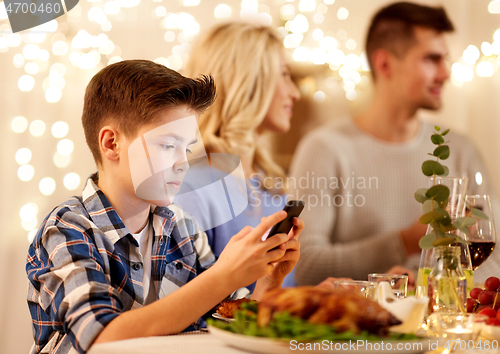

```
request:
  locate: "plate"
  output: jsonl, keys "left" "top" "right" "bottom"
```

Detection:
{"left": 481, "top": 324, "right": 500, "bottom": 341}
{"left": 208, "top": 325, "right": 430, "bottom": 354}
{"left": 212, "top": 313, "right": 235, "bottom": 322}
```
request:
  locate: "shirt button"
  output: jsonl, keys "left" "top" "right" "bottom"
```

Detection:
{"left": 132, "top": 263, "right": 142, "bottom": 271}
{"left": 175, "top": 262, "right": 183, "bottom": 270}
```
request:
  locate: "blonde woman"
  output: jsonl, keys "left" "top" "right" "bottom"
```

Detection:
{"left": 183, "top": 22, "right": 300, "bottom": 289}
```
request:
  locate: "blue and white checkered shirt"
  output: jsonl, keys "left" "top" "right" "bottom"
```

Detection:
{"left": 26, "top": 173, "right": 216, "bottom": 354}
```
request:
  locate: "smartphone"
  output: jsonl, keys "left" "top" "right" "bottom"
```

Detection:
{"left": 267, "top": 200, "right": 305, "bottom": 237}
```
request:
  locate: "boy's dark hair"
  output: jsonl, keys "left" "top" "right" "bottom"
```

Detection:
{"left": 82, "top": 59, "right": 216, "bottom": 165}
{"left": 366, "top": 2, "right": 454, "bottom": 78}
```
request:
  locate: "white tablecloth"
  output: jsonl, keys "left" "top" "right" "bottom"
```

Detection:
{"left": 88, "top": 331, "right": 246, "bottom": 354}
{"left": 88, "top": 331, "right": 499, "bottom": 354}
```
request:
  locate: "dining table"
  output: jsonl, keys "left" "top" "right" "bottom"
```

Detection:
{"left": 87, "top": 329, "right": 498, "bottom": 354}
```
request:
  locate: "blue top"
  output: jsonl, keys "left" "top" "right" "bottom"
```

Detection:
{"left": 206, "top": 177, "right": 297, "bottom": 290}
{"left": 174, "top": 164, "right": 297, "bottom": 291}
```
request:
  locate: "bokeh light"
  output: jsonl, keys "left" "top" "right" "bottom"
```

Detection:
{"left": 18, "top": 165, "right": 35, "bottom": 181}
{"left": 298, "top": 0, "right": 316, "bottom": 12}
{"left": 337, "top": 7, "right": 349, "bottom": 20}
{"left": 63, "top": 173, "right": 81, "bottom": 190}
{"left": 57, "top": 139, "right": 74, "bottom": 155}
{"left": 39, "top": 177, "right": 56, "bottom": 196}
{"left": 214, "top": 3, "right": 231, "bottom": 18}
{"left": 313, "top": 90, "right": 326, "bottom": 103}
{"left": 346, "top": 90, "right": 357, "bottom": 101}
{"left": 19, "top": 203, "right": 38, "bottom": 221}
{"left": 51, "top": 121, "right": 69, "bottom": 138}
{"left": 18, "top": 75, "right": 35, "bottom": 91}
{"left": 53, "top": 152, "right": 71, "bottom": 168}
{"left": 29, "top": 120, "right": 46, "bottom": 136}
{"left": 476, "top": 61, "right": 494, "bottom": 77}
{"left": 11, "top": 116, "right": 28, "bottom": 133}
{"left": 22, "top": 217, "right": 38, "bottom": 231}
{"left": 293, "top": 46, "right": 310, "bottom": 61}
{"left": 45, "top": 87, "right": 63, "bottom": 103}
{"left": 15, "top": 148, "right": 32, "bottom": 165}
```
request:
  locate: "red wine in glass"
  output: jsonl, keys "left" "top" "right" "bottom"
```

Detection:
{"left": 468, "top": 240, "right": 496, "bottom": 270}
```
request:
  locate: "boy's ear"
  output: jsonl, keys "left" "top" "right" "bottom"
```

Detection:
{"left": 99, "top": 126, "right": 120, "bottom": 162}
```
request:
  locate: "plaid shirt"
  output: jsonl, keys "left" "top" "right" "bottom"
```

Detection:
{"left": 26, "top": 174, "right": 216, "bottom": 354}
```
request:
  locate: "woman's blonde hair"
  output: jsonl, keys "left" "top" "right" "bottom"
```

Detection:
{"left": 184, "top": 22, "right": 286, "bottom": 193}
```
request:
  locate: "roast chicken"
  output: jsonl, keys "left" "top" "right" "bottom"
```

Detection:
{"left": 256, "top": 286, "right": 401, "bottom": 336}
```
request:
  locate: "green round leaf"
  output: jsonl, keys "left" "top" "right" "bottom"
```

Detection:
{"left": 433, "top": 145, "right": 450, "bottom": 160}
{"left": 470, "top": 207, "right": 489, "bottom": 220}
{"left": 434, "top": 126, "right": 441, "bottom": 131}
{"left": 425, "top": 185, "right": 450, "bottom": 202}
{"left": 414, "top": 188, "right": 429, "bottom": 203}
{"left": 440, "top": 223, "right": 457, "bottom": 232}
{"left": 441, "top": 129, "right": 450, "bottom": 136}
{"left": 419, "top": 233, "right": 437, "bottom": 249}
{"left": 452, "top": 222, "right": 470, "bottom": 235}
{"left": 431, "top": 134, "right": 445, "bottom": 145}
{"left": 420, "top": 208, "right": 449, "bottom": 224}
{"left": 455, "top": 216, "right": 476, "bottom": 227}
{"left": 441, "top": 165, "right": 449, "bottom": 177}
{"left": 422, "top": 160, "right": 445, "bottom": 176}
{"left": 422, "top": 199, "right": 440, "bottom": 214}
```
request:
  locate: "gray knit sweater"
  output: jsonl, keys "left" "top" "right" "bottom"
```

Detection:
{"left": 289, "top": 117, "right": 500, "bottom": 285}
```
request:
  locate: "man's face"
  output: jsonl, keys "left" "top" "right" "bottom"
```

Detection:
{"left": 126, "top": 106, "right": 200, "bottom": 207}
{"left": 392, "top": 27, "right": 450, "bottom": 110}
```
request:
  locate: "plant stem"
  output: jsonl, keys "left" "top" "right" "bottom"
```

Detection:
{"left": 445, "top": 268, "right": 466, "bottom": 313}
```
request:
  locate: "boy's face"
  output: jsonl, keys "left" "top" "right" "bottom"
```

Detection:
{"left": 391, "top": 27, "right": 450, "bottom": 111}
{"left": 125, "top": 106, "right": 201, "bottom": 207}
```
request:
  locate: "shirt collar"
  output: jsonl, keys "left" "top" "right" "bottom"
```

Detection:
{"left": 81, "top": 173, "right": 176, "bottom": 244}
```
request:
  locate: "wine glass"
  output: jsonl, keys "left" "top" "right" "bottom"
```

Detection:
{"left": 464, "top": 195, "right": 497, "bottom": 270}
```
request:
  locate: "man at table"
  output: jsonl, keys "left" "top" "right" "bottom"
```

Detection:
{"left": 26, "top": 60, "right": 302, "bottom": 354}
{"left": 290, "top": 2, "right": 500, "bottom": 285}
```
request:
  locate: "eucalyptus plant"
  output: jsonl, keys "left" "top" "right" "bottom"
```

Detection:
{"left": 414, "top": 126, "right": 488, "bottom": 250}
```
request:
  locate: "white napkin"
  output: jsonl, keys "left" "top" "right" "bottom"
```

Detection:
{"left": 377, "top": 281, "right": 429, "bottom": 334}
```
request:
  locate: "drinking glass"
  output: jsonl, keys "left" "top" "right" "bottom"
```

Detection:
{"left": 333, "top": 280, "right": 377, "bottom": 301}
{"left": 368, "top": 273, "right": 408, "bottom": 298}
{"left": 464, "top": 195, "right": 497, "bottom": 270}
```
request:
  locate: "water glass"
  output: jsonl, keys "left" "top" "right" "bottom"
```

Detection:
{"left": 333, "top": 280, "right": 377, "bottom": 301}
{"left": 368, "top": 273, "right": 408, "bottom": 298}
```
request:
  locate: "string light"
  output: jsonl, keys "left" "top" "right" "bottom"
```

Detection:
{"left": 53, "top": 152, "right": 71, "bottom": 168}
{"left": 51, "top": 122, "right": 69, "bottom": 138}
{"left": 337, "top": 7, "right": 349, "bottom": 20}
{"left": 57, "top": 139, "right": 74, "bottom": 155}
{"left": 39, "top": 177, "right": 56, "bottom": 196}
{"left": 63, "top": 173, "right": 81, "bottom": 190}
{"left": 15, "top": 148, "right": 32, "bottom": 165}
{"left": 18, "top": 165, "right": 35, "bottom": 181}
{"left": 11, "top": 116, "right": 28, "bottom": 133}
{"left": 29, "top": 120, "right": 46, "bottom": 136}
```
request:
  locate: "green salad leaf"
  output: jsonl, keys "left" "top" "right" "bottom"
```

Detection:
{"left": 208, "top": 303, "right": 417, "bottom": 342}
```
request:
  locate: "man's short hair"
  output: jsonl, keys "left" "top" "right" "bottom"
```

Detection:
{"left": 82, "top": 59, "right": 216, "bottom": 165}
{"left": 366, "top": 2, "right": 454, "bottom": 78}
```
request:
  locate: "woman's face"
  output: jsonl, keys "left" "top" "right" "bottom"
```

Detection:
{"left": 259, "top": 52, "right": 300, "bottom": 133}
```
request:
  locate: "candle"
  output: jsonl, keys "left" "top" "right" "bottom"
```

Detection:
{"left": 444, "top": 326, "right": 474, "bottom": 341}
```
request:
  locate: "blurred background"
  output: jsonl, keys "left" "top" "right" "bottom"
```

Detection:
{"left": 1, "top": 0, "right": 500, "bottom": 352}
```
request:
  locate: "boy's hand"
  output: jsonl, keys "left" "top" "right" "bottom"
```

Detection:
{"left": 252, "top": 216, "right": 303, "bottom": 300}
{"left": 262, "top": 217, "right": 303, "bottom": 283}
{"left": 213, "top": 210, "right": 292, "bottom": 290}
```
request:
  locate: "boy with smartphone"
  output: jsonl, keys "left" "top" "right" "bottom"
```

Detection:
{"left": 26, "top": 60, "right": 302, "bottom": 354}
